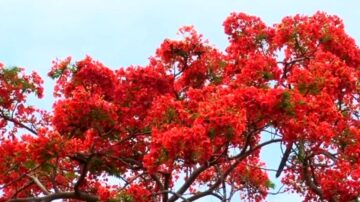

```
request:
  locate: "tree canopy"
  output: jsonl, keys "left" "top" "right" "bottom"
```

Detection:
{"left": 0, "top": 12, "right": 360, "bottom": 202}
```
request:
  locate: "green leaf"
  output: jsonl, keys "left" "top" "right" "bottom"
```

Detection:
{"left": 255, "top": 33, "right": 268, "bottom": 44}
{"left": 49, "top": 69, "right": 64, "bottom": 79}
{"left": 219, "top": 60, "right": 227, "bottom": 69}
{"left": 115, "top": 193, "right": 134, "bottom": 202}
{"left": 165, "top": 107, "right": 177, "bottom": 123}
{"left": 278, "top": 91, "right": 295, "bottom": 116}
{"left": 262, "top": 71, "right": 273, "bottom": 80}
{"left": 24, "top": 160, "right": 36, "bottom": 169}
{"left": 320, "top": 34, "right": 332, "bottom": 43}
{"left": 208, "top": 128, "right": 216, "bottom": 139}
{"left": 266, "top": 180, "right": 276, "bottom": 189}
{"left": 64, "top": 171, "right": 77, "bottom": 179}
{"left": 41, "top": 163, "right": 53, "bottom": 173}
{"left": 2, "top": 66, "right": 21, "bottom": 78}
{"left": 157, "top": 148, "right": 169, "bottom": 164}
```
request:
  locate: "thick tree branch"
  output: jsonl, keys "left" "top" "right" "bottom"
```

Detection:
{"left": 162, "top": 173, "right": 171, "bottom": 202}
{"left": 276, "top": 142, "right": 293, "bottom": 178}
{"left": 74, "top": 155, "right": 94, "bottom": 194}
{"left": 8, "top": 191, "right": 99, "bottom": 202}
{"left": 154, "top": 190, "right": 190, "bottom": 202}
{"left": 210, "top": 192, "right": 223, "bottom": 200}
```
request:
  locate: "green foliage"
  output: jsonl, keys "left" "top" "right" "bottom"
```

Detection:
{"left": 40, "top": 163, "right": 53, "bottom": 173}
{"left": 262, "top": 71, "right": 274, "bottom": 80}
{"left": 207, "top": 127, "right": 216, "bottom": 139}
{"left": 49, "top": 68, "right": 65, "bottom": 79}
{"left": 49, "top": 64, "right": 77, "bottom": 79}
{"left": 23, "top": 160, "right": 36, "bottom": 169}
{"left": 265, "top": 180, "right": 276, "bottom": 189}
{"left": 111, "top": 193, "right": 134, "bottom": 202}
{"left": 278, "top": 91, "right": 295, "bottom": 116}
{"left": 207, "top": 63, "right": 224, "bottom": 85}
{"left": 157, "top": 148, "right": 169, "bottom": 164}
{"left": 297, "top": 77, "right": 324, "bottom": 95}
{"left": 165, "top": 107, "right": 177, "bottom": 123}
{"left": 1, "top": 66, "right": 36, "bottom": 92}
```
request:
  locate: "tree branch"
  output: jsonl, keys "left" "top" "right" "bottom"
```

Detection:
{"left": 0, "top": 114, "right": 38, "bottom": 135}
{"left": 162, "top": 173, "right": 171, "bottom": 202}
{"left": 8, "top": 181, "right": 33, "bottom": 200}
{"left": 167, "top": 164, "right": 209, "bottom": 202}
{"left": 154, "top": 190, "right": 190, "bottom": 202}
{"left": 8, "top": 191, "right": 99, "bottom": 202}
{"left": 26, "top": 175, "right": 50, "bottom": 195}
{"left": 303, "top": 155, "right": 341, "bottom": 202}
{"left": 186, "top": 138, "right": 282, "bottom": 201}
{"left": 1, "top": 165, "right": 41, "bottom": 190}
{"left": 276, "top": 142, "right": 293, "bottom": 178}
{"left": 74, "top": 155, "right": 94, "bottom": 194}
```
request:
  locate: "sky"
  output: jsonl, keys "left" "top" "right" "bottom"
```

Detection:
{"left": 0, "top": 1, "right": 359, "bottom": 201}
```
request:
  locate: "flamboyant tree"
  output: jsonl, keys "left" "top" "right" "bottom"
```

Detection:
{"left": 0, "top": 12, "right": 360, "bottom": 202}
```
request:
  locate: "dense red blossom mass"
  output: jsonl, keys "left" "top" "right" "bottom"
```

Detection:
{"left": 0, "top": 12, "right": 360, "bottom": 202}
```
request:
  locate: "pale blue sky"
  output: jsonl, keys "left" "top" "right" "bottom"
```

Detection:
{"left": 0, "top": 1, "right": 359, "bottom": 201}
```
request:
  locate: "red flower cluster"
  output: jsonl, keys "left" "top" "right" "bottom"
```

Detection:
{"left": 1, "top": 12, "right": 360, "bottom": 202}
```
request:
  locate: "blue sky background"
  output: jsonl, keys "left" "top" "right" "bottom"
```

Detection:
{"left": 0, "top": 1, "right": 359, "bottom": 201}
